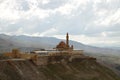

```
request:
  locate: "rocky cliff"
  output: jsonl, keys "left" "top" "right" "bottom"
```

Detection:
{"left": 0, "top": 59, "right": 120, "bottom": 80}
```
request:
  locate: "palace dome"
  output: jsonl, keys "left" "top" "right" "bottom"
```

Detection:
{"left": 56, "top": 41, "right": 66, "bottom": 48}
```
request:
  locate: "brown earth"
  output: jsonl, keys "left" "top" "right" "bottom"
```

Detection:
{"left": 0, "top": 59, "right": 120, "bottom": 80}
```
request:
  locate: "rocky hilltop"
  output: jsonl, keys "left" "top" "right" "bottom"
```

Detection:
{"left": 0, "top": 59, "right": 119, "bottom": 80}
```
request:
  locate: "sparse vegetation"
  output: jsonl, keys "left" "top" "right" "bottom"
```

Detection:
{"left": 38, "top": 60, "right": 120, "bottom": 80}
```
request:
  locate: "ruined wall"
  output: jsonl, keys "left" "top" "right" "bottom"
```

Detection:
{"left": 3, "top": 52, "right": 21, "bottom": 58}
{"left": 32, "top": 55, "right": 48, "bottom": 65}
{"left": 32, "top": 55, "right": 71, "bottom": 65}
{"left": 20, "top": 54, "right": 34, "bottom": 59}
{"left": 4, "top": 49, "right": 95, "bottom": 66}
{"left": 4, "top": 52, "right": 36, "bottom": 60}
{"left": 71, "top": 50, "right": 84, "bottom": 55}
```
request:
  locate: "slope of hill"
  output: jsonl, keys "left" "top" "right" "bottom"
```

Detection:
{"left": 0, "top": 59, "right": 120, "bottom": 80}
{"left": 85, "top": 52, "right": 120, "bottom": 76}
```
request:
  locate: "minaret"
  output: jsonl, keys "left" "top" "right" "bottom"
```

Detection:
{"left": 66, "top": 32, "right": 69, "bottom": 48}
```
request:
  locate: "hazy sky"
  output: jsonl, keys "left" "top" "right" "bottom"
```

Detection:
{"left": 0, "top": 0, "right": 120, "bottom": 47}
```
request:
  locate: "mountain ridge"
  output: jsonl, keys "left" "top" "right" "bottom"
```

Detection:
{"left": 0, "top": 34, "right": 119, "bottom": 55}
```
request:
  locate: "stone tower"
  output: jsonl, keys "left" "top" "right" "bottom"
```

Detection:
{"left": 66, "top": 32, "right": 69, "bottom": 48}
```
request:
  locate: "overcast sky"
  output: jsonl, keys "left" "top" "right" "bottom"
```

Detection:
{"left": 0, "top": 0, "right": 120, "bottom": 47}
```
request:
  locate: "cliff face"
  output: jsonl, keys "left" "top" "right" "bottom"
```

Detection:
{"left": 0, "top": 60, "right": 120, "bottom": 80}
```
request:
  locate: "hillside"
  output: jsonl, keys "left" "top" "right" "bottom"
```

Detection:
{"left": 85, "top": 52, "right": 120, "bottom": 76}
{"left": 0, "top": 59, "right": 120, "bottom": 80}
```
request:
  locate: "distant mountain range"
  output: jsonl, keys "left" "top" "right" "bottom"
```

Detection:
{"left": 0, "top": 34, "right": 119, "bottom": 55}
